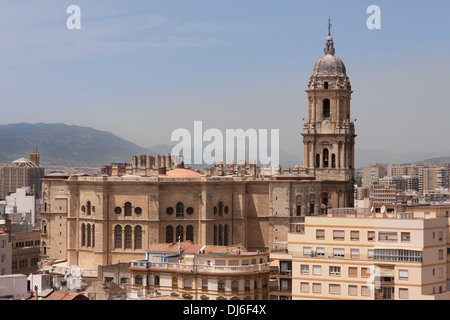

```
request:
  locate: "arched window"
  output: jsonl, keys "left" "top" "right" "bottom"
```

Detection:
{"left": 332, "top": 154, "right": 336, "bottom": 168}
{"left": 214, "top": 225, "right": 218, "bottom": 245}
{"left": 202, "top": 279, "right": 208, "bottom": 290}
{"left": 224, "top": 224, "right": 229, "bottom": 246}
{"left": 81, "top": 224, "right": 86, "bottom": 247}
{"left": 154, "top": 276, "right": 160, "bottom": 286}
{"left": 323, "top": 149, "right": 329, "bottom": 168}
{"left": 176, "top": 202, "right": 184, "bottom": 218}
{"left": 316, "top": 154, "right": 320, "bottom": 168}
{"left": 245, "top": 280, "right": 250, "bottom": 291}
{"left": 172, "top": 277, "right": 178, "bottom": 288}
{"left": 114, "top": 225, "right": 122, "bottom": 249}
{"left": 186, "top": 225, "right": 194, "bottom": 242}
{"left": 184, "top": 278, "right": 192, "bottom": 289}
{"left": 42, "top": 221, "right": 47, "bottom": 234}
{"left": 92, "top": 224, "right": 95, "bottom": 248}
{"left": 296, "top": 196, "right": 302, "bottom": 217}
{"left": 218, "top": 280, "right": 225, "bottom": 291}
{"left": 124, "top": 225, "right": 132, "bottom": 249}
{"left": 166, "top": 226, "right": 174, "bottom": 243}
{"left": 124, "top": 202, "right": 132, "bottom": 216}
{"left": 87, "top": 201, "right": 91, "bottom": 215}
{"left": 232, "top": 280, "right": 239, "bottom": 291}
{"left": 218, "top": 202, "right": 224, "bottom": 217}
{"left": 218, "top": 225, "right": 223, "bottom": 245}
{"left": 176, "top": 225, "right": 184, "bottom": 242}
{"left": 134, "top": 226, "right": 142, "bottom": 249}
{"left": 323, "top": 99, "right": 330, "bottom": 118}
{"left": 87, "top": 224, "right": 91, "bottom": 247}
{"left": 324, "top": 82, "right": 329, "bottom": 90}
{"left": 135, "top": 275, "right": 143, "bottom": 285}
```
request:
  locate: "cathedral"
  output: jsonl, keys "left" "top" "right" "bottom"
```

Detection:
{"left": 40, "top": 29, "right": 356, "bottom": 270}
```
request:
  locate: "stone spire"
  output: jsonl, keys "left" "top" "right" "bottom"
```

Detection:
{"left": 324, "top": 17, "right": 335, "bottom": 56}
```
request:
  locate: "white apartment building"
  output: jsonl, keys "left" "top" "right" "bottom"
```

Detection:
{"left": 1, "top": 187, "right": 40, "bottom": 227}
{"left": 0, "top": 231, "right": 12, "bottom": 276}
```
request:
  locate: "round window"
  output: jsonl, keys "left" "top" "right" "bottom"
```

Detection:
{"left": 166, "top": 207, "right": 174, "bottom": 215}
{"left": 114, "top": 206, "right": 122, "bottom": 214}
{"left": 135, "top": 207, "right": 142, "bottom": 215}
{"left": 186, "top": 207, "right": 194, "bottom": 215}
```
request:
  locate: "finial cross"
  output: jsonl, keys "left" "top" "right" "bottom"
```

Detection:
{"left": 328, "top": 17, "right": 332, "bottom": 36}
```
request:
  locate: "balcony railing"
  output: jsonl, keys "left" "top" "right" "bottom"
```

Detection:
{"left": 289, "top": 223, "right": 305, "bottom": 234}
{"left": 130, "top": 261, "right": 270, "bottom": 274}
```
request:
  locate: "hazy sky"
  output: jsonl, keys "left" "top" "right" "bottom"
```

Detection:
{"left": 0, "top": 0, "right": 449, "bottom": 160}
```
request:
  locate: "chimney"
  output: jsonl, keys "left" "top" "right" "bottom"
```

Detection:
{"left": 111, "top": 166, "right": 120, "bottom": 177}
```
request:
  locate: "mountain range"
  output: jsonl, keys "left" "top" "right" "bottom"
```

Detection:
{"left": 0, "top": 123, "right": 448, "bottom": 171}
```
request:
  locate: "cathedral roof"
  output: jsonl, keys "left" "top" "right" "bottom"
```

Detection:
{"left": 160, "top": 168, "right": 202, "bottom": 178}
{"left": 312, "top": 21, "right": 347, "bottom": 77}
{"left": 313, "top": 54, "right": 347, "bottom": 76}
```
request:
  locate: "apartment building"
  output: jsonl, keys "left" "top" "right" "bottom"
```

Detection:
{"left": 362, "top": 166, "right": 386, "bottom": 189}
{"left": 129, "top": 242, "right": 270, "bottom": 300}
{"left": 387, "top": 165, "right": 408, "bottom": 178}
{"left": 0, "top": 231, "right": 12, "bottom": 275}
{"left": 419, "top": 167, "right": 449, "bottom": 194}
{"left": 0, "top": 155, "right": 45, "bottom": 200}
{"left": 271, "top": 205, "right": 450, "bottom": 300}
{"left": 370, "top": 181, "right": 397, "bottom": 205}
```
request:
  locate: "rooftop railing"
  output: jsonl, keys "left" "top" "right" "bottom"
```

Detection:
{"left": 130, "top": 261, "right": 270, "bottom": 273}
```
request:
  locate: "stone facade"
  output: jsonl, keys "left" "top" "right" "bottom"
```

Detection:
{"left": 40, "top": 166, "right": 353, "bottom": 270}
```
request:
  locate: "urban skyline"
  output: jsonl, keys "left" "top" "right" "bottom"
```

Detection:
{"left": 1, "top": 1, "right": 450, "bottom": 304}
{"left": 0, "top": 0, "right": 449, "bottom": 166}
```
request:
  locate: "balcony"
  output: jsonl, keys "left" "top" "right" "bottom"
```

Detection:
{"left": 289, "top": 223, "right": 305, "bottom": 234}
{"left": 130, "top": 261, "right": 270, "bottom": 274}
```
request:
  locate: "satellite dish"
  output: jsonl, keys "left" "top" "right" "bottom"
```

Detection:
{"left": 381, "top": 206, "right": 386, "bottom": 214}
{"left": 370, "top": 206, "right": 374, "bottom": 213}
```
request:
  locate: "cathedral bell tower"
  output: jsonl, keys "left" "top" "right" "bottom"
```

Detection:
{"left": 302, "top": 22, "right": 356, "bottom": 182}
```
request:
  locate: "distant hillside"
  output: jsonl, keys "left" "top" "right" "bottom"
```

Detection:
{"left": 0, "top": 123, "right": 447, "bottom": 171}
{"left": 355, "top": 149, "right": 450, "bottom": 169}
{"left": 0, "top": 123, "right": 153, "bottom": 167}
{"left": 0, "top": 123, "right": 300, "bottom": 169}
{"left": 415, "top": 157, "right": 450, "bottom": 166}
